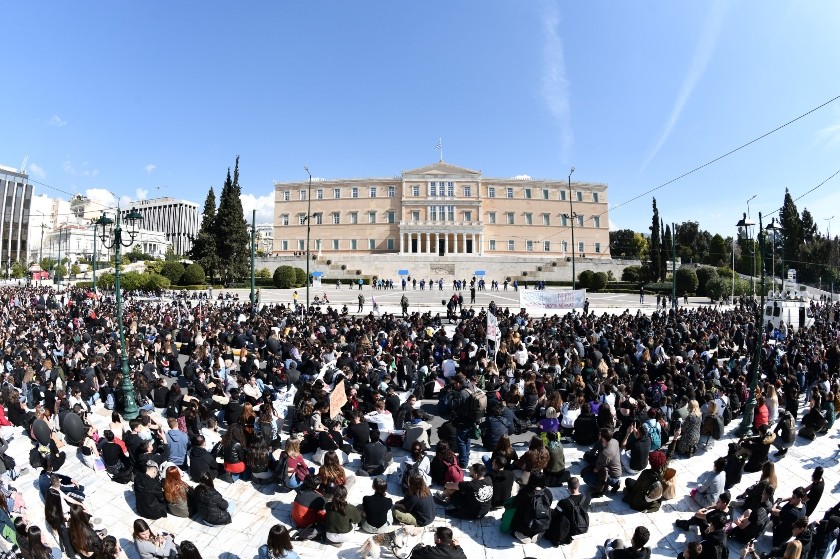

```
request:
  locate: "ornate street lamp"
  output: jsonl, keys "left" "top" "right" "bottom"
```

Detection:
{"left": 95, "top": 207, "right": 143, "bottom": 419}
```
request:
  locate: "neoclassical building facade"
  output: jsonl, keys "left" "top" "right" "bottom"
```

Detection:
{"left": 272, "top": 162, "right": 610, "bottom": 258}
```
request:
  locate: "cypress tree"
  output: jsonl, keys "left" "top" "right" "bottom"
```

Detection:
{"left": 649, "top": 198, "right": 661, "bottom": 283}
{"left": 664, "top": 223, "right": 673, "bottom": 280}
{"left": 189, "top": 187, "right": 219, "bottom": 282}
{"left": 214, "top": 156, "right": 250, "bottom": 283}
{"left": 779, "top": 188, "right": 802, "bottom": 278}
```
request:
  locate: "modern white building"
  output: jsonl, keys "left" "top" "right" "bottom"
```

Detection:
{"left": 42, "top": 224, "right": 171, "bottom": 264}
{"left": 0, "top": 165, "right": 33, "bottom": 265}
{"left": 122, "top": 197, "right": 200, "bottom": 255}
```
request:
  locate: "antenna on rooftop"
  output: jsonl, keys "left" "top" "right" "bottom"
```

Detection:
{"left": 20, "top": 155, "right": 28, "bottom": 175}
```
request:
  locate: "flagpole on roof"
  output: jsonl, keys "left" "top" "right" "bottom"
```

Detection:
{"left": 436, "top": 138, "right": 443, "bottom": 162}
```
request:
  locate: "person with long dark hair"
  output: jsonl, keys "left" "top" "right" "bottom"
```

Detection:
{"left": 176, "top": 541, "right": 203, "bottom": 559}
{"left": 68, "top": 503, "right": 102, "bottom": 558}
{"left": 258, "top": 524, "right": 299, "bottom": 559}
{"left": 132, "top": 518, "right": 176, "bottom": 559}
{"left": 324, "top": 485, "right": 362, "bottom": 543}
{"left": 44, "top": 486, "right": 75, "bottom": 558}
{"left": 27, "top": 525, "right": 54, "bottom": 559}
{"left": 94, "top": 535, "right": 129, "bottom": 559}
{"left": 221, "top": 423, "right": 247, "bottom": 481}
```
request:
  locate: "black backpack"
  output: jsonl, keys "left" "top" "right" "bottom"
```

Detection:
{"left": 568, "top": 498, "right": 589, "bottom": 536}
{"left": 274, "top": 454, "right": 292, "bottom": 489}
{"left": 528, "top": 489, "right": 552, "bottom": 533}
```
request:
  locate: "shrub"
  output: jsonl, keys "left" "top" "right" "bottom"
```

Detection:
{"left": 273, "top": 265, "right": 296, "bottom": 289}
{"left": 144, "top": 273, "right": 171, "bottom": 292}
{"left": 578, "top": 270, "right": 594, "bottom": 289}
{"left": 160, "top": 261, "right": 185, "bottom": 285}
{"left": 622, "top": 265, "right": 642, "bottom": 283}
{"left": 706, "top": 277, "right": 730, "bottom": 300}
{"left": 675, "top": 267, "right": 699, "bottom": 295}
{"left": 294, "top": 267, "right": 307, "bottom": 287}
{"left": 590, "top": 271, "right": 608, "bottom": 292}
{"left": 695, "top": 266, "right": 719, "bottom": 296}
{"left": 182, "top": 263, "right": 206, "bottom": 285}
{"left": 255, "top": 268, "right": 271, "bottom": 279}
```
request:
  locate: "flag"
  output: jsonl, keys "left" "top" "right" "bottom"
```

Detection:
{"left": 435, "top": 139, "right": 442, "bottom": 151}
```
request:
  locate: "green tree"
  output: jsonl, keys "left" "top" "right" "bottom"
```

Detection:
{"left": 98, "top": 272, "right": 115, "bottom": 289}
{"left": 10, "top": 261, "right": 26, "bottom": 279}
{"left": 189, "top": 186, "right": 219, "bottom": 282}
{"left": 801, "top": 208, "right": 817, "bottom": 244}
{"left": 182, "top": 263, "right": 206, "bottom": 285}
{"left": 708, "top": 234, "right": 729, "bottom": 266}
{"left": 590, "top": 271, "right": 608, "bottom": 292}
{"left": 705, "top": 277, "right": 730, "bottom": 301}
{"left": 578, "top": 269, "right": 594, "bottom": 289}
{"left": 675, "top": 267, "right": 699, "bottom": 294}
{"left": 294, "top": 267, "right": 307, "bottom": 287}
{"left": 120, "top": 271, "right": 145, "bottom": 291}
{"left": 256, "top": 268, "right": 271, "bottom": 279}
{"left": 214, "top": 156, "right": 250, "bottom": 283}
{"left": 780, "top": 188, "right": 802, "bottom": 276}
{"left": 664, "top": 223, "right": 674, "bottom": 272}
{"left": 70, "top": 264, "right": 81, "bottom": 277}
{"left": 273, "top": 265, "right": 296, "bottom": 288}
{"left": 632, "top": 233, "right": 648, "bottom": 260}
{"left": 648, "top": 198, "right": 662, "bottom": 282}
{"left": 160, "top": 261, "right": 185, "bottom": 285}
{"left": 622, "top": 265, "right": 643, "bottom": 283}
{"left": 143, "top": 273, "right": 171, "bottom": 292}
{"left": 164, "top": 246, "right": 180, "bottom": 261}
{"left": 695, "top": 266, "right": 719, "bottom": 296}
{"left": 145, "top": 261, "right": 164, "bottom": 274}
{"left": 610, "top": 229, "right": 641, "bottom": 258}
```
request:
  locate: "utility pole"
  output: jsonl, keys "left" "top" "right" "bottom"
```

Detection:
{"left": 568, "top": 167, "right": 576, "bottom": 290}
{"left": 672, "top": 222, "right": 677, "bottom": 310}
{"left": 740, "top": 212, "right": 766, "bottom": 436}
{"left": 304, "top": 166, "right": 312, "bottom": 309}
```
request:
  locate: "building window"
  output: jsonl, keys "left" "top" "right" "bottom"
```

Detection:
{"left": 544, "top": 241, "right": 551, "bottom": 252}
{"left": 488, "top": 212, "right": 496, "bottom": 224}
{"left": 592, "top": 216, "right": 601, "bottom": 228}
{"left": 298, "top": 213, "right": 306, "bottom": 225}
{"left": 526, "top": 240, "right": 534, "bottom": 251}
{"left": 411, "top": 211, "right": 420, "bottom": 222}
{"left": 281, "top": 240, "right": 288, "bottom": 251}
{"left": 561, "top": 214, "right": 568, "bottom": 227}
{"left": 542, "top": 213, "right": 550, "bottom": 225}
{"left": 387, "top": 211, "right": 396, "bottom": 224}
{"left": 506, "top": 187, "right": 513, "bottom": 198}
{"left": 525, "top": 213, "right": 533, "bottom": 225}
{"left": 368, "top": 239, "right": 376, "bottom": 250}
{"left": 447, "top": 184, "right": 454, "bottom": 197}
{"left": 299, "top": 190, "right": 307, "bottom": 200}
{"left": 576, "top": 215, "right": 584, "bottom": 227}
{"left": 430, "top": 207, "right": 437, "bottom": 221}
{"left": 387, "top": 238, "right": 395, "bottom": 250}
{"left": 593, "top": 192, "right": 600, "bottom": 203}
{"left": 430, "top": 183, "right": 437, "bottom": 196}
{"left": 333, "top": 188, "right": 341, "bottom": 199}
{"left": 388, "top": 186, "right": 396, "bottom": 198}
{"left": 370, "top": 187, "right": 377, "bottom": 198}
{"left": 524, "top": 188, "right": 532, "bottom": 199}
{"left": 506, "top": 212, "right": 515, "bottom": 225}
{"left": 350, "top": 239, "right": 357, "bottom": 250}
{"left": 412, "top": 185, "right": 420, "bottom": 196}
{"left": 464, "top": 211, "right": 472, "bottom": 222}
{"left": 313, "top": 213, "right": 323, "bottom": 225}
{"left": 316, "top": 189, "right": 323, "bottom": 200}
{"left": 489, "top": 239, "right": 496, "bottom": 251}
{"left": 447, "top": 206, "right": 455, "bottom": 221}
{"left": 349, "top": 212, "right": 358, "bottom": 224}
{"left": 488, "top": 187, "right": 496, "bottom": 198}
{"left": 283, "top": 191, "right": 290, "bottom": 201}
{"left": 508, "top": 240, "right": 515, "bottom": 251}
{"left": 351, "top": 187, "right": 359, "bottom": 198}
{"left": 595, "top": 242, "right": 601, "bottom": 253}
{"left": 560, "top": 190, "right": 566, "bottom": 201}
{"left": 578, "top": 241, "right": 584, "bottom": 253}
{"left": 464, "top": 186, "right": 471, "bottom": 197}
{"left": 576, "top": 191, "right": 583, "bottom": 202}
{"left": 332, "top": 239, "right": 339, "bottom": 250}
{"left": 280, "top": 214, "right": 289, "bottom": 226}
{"left": 542, "top": 189, "right": 550, "bottom": 200}
{"left": 298, "top": 239, "right": 305, "bottom": 251}
{"left": 368, "top": 211, "right": 376, "bottom": 224}
{"left": 331, "top": 212, "right": 340, "bottom": 225}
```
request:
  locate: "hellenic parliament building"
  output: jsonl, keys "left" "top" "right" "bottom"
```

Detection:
{"left": 271, "top": 162, "right": 613, "bottom": 280}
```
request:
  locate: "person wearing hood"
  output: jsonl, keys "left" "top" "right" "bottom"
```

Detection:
{"left": 134, "top": 461, "right": 167, "bottom": 520}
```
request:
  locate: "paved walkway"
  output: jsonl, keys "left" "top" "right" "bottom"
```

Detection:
{"left": 9, "top": 393, "right": 840, "bottom": 559}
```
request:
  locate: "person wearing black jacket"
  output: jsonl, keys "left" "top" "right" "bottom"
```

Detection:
{"left": 134, "top": 461, "right": 167, "bottom": 520}
{"left": 481, "top": 404, "right": 512, "bottom": 451}
{"left": 189, "top": 435, "right": 217, "bottom": 481}
{"left": 573, "top": 403, "right": 599, "bottom": 446}
{"left": 678, "top": 514, "right": 728, "bottom": 559}
{"left": 345, "top": 411, "right": 371, "bottom": 454}
{"left": 765, "top": 518, "right": 813, "bottom": 559}
{"left": 360, "top": 429, "right": 392, "bottom": 476}
{"left": 410, "top": 527, "right": 467, "bottom": 559}
{"left": 194, "top": 472, "right": 232, "bottom": 525}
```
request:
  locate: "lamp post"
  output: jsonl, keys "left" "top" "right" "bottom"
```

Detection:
{"left": 827, "top": 216, "right": 835, "bottom": 301}
{"left": 56, "top": 226, "right": 63, "bottom": 286}
{"left": 736, "top": 212, "right": 756, "bottom": 301}
{"left": 95, "top": 206, "right": 143, "bottom": 420}
{"left": 39, "top": 223, "right": 46, "bottom": 285}
{"left": 765, "top": 218, "right": 783, "bottom": 296}
{"left": 304, "top": 166, "right": 312, "bottom": 309}
{"left": 567, "top": 166, "right": 576, "bottom": 290}
{"left": 746, "top": 195, "right": 757, "bottom": 297}
{"left": 739, "top": 212, "right": 767, "bottom": 436}
{"left": 250, "top": 209, "right": 256, "bottom": 315}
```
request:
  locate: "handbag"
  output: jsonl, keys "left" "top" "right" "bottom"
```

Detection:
{"left": 662, "top": 467, "right": 677, "bottom": 500}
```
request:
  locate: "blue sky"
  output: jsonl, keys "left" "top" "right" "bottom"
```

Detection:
{"left": 3, "top": 1, "right": 840, "bottom": 236}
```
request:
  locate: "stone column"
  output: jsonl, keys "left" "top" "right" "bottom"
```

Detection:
{"left": 400, "top": 233, "right": 404, "bottom": 254}
{"left": 433, "top": 233, "right": 438, "bottom": 256}
{"left": 444, "top": 234, "right": 449, "bottom": 254}
{"left": 453, "top": 233, "right": 459, "bottom": 254}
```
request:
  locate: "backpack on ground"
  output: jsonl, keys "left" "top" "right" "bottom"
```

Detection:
{"left": 527, "top": 489, "right": 552, "bottom": 533}
{"left": 273, "top": 454, "right": 291, "bottom": 489}
{"left": 443, "top": 459, "right": 463, "bottom": 484}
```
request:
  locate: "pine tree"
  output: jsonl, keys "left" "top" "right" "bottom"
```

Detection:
{"left": 214, "top": 156, "right": 250, "bottom": 283}
{"left": 189, "top": 187, "right": 219, "bottom": 281}
{"left": 649, "top": 198, "right": 661, "bottom": 283}
{"left": 779, "top": 188, "right": 802, "bottom": 278}
{"left": 664, "top": 223, "right": 673, "bottom": 279}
